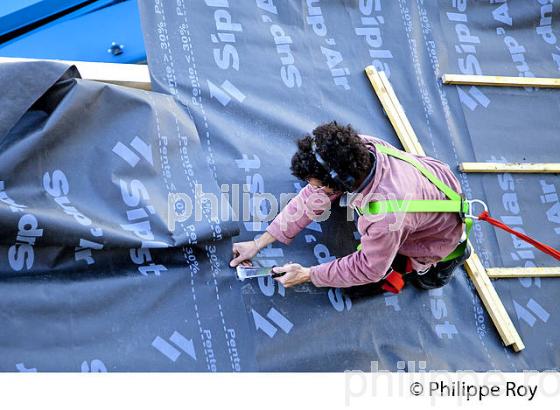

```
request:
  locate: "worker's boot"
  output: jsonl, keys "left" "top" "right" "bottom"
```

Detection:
{"left": 409, "top": 243, "right": 472, "bottom": 290}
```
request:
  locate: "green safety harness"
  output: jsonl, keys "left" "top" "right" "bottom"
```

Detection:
{"left": 352, "top": 143, "right": 560, "bottom": 293}
{"left": 356, "top": 144, "right": 481, "bottom": 293}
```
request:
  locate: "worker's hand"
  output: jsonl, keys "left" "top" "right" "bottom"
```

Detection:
{"left": 230, "top": 240, "right": 259, "bottom": 267}
{"left": 273, "top": 263, "right": 311, "bottom": 288}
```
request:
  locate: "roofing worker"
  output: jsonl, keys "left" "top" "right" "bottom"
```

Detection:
{"left": 230, "top": 121, "right": 471, "bottom": 293}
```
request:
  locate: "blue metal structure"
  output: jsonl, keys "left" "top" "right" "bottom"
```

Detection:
{"left": 0, "top": 0, "right": 145, "bottom": 63}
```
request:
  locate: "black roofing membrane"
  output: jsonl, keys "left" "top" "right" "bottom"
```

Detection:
{"left": 0, "top": 1, "right": 559, "bottom": 371}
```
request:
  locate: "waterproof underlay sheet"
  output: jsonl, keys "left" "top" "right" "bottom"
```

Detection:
{"left": 1, "top": 0, "right": 559, "bottom": 371}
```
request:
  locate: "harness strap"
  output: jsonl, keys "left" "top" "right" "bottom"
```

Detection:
{"left": 360, "top": 143, "right": 468, "bottom": 218}
{"left": 363, "top": 145, "right": 468, "bottom": 215}
{"left": 358, "top": 144, "right": 471, "bottom": 287}
{"left": 440, "top": 217, "right": 472, "bottom": 262}
{"left": 478, "top": 211, "right": 560, "bottom": 262}
{"left": 365, "top": 199, "right": 465, "bottom": 214}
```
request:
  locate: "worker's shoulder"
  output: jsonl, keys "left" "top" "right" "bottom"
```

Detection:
{"left": 357, "top": 134, "right": 391, "bottom": 148}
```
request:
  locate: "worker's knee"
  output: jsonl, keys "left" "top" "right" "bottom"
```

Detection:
{"left": 409, "top": 244, "right": 471, "bottom": 290}
{"left": 409, "top": 264, "right": 456, "bottom": 290}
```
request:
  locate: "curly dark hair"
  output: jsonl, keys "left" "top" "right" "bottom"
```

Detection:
{"left": 290, "top": 121, "right": 373, "bottom": 192}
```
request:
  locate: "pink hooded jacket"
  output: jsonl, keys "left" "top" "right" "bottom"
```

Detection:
{"left": 266, "top": 135, "right": 464, "bottom": 288}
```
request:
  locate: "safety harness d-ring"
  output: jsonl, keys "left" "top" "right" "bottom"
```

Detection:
{"left": 465, "top": 199, "right": 488, "bottom": 220}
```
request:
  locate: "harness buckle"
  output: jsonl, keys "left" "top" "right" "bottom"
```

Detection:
{"left": 459, "top": 194, "right": 467, "bottom": 221}
{"left": 465, "top": 199, "right": 488, "bottom": 220}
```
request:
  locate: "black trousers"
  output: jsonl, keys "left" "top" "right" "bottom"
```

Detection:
{"left": 343, "top": 243, "right": 470, "bottom": 298}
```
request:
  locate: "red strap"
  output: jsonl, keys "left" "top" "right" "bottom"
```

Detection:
{"left": 478, "top": 211, "right": 560, "bottom": 262}
{"left": 381, "top": 270, "right": 405, "bottom": 294}
{"left": 405, "top": 257, "right": 413, "bottom": 273}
